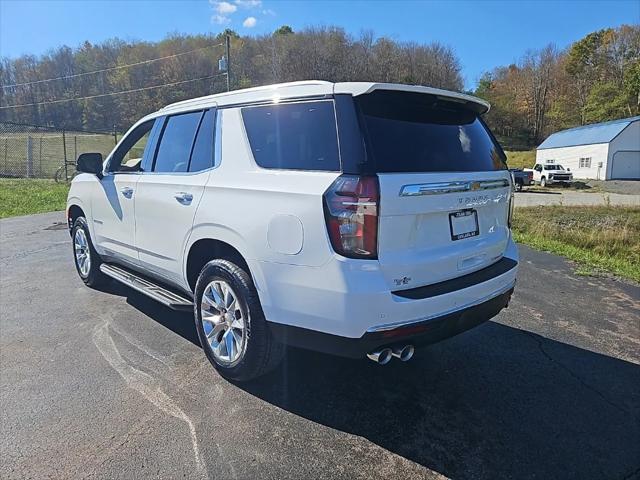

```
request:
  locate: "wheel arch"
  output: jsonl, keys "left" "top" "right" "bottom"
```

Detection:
{"left": 66, "top": 202, "right": 86, "bottom": 235}
{"left": 184, "top": 230, "right": 264, "bottom": 299}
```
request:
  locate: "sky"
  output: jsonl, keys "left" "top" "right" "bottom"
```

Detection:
{"left": 1, "top": 0, "right": 638, "bottom": 89}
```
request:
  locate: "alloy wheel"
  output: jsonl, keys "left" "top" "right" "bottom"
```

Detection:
{"left": 200, "top": 279, "right": 246, "bottom": 364}
{"left": 74, "top": 228, "right": 91, "bottom": 277}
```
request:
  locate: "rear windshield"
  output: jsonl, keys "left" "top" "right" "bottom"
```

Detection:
{"left": 356, "top": 91, "right": 507, "bottom": 173}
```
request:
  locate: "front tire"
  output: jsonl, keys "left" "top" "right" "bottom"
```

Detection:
{"left": 194, "top": 259, "right": 284, "bottom": 382}
{"left": 72, "top": 217, "right": 106, "bottom": 287}
{"left": 540, "top": 177, "right": 547, "bottom": 187}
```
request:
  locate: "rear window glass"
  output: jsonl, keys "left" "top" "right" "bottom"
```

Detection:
{"left": 241, "top": 101, "right": 340, "bottom": 171}
{"left": 356, "top": 91, "right": 507, "bottom": 173}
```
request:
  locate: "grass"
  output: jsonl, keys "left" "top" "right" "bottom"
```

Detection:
{"left": 505, "top": 150, "right": 536, "bottom": 170}
{"left": 512, "top": 206, "right": 640, "bottom": 283}
{"left": 0, "top": 178, "right": 70, "bottom": 218}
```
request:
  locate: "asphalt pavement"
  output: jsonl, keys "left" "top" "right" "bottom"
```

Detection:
{"left": 1, "top": 211, "right": 639, "bottom": 479}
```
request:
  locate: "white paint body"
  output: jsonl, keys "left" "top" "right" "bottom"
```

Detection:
{"left": 68, "top": 81, "right": 518, "bottom": 340}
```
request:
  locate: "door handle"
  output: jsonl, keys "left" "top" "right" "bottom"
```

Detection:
{"left": 174, "top": 192, "right": 193, "bottom": 204}
{"left": 120, "top": 187, "right": 134, "bottom": 198}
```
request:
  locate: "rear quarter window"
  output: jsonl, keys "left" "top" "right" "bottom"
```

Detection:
{"left": 356, "top": 90, "right": 507, "bottom": 173}
{"left": 241, "top": 101, "right": 340, "bottom": 171}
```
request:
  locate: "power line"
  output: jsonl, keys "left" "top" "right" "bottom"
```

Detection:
{"left": 1, "top": 42, "right": 225, "bottom": 90}
{"left": 0, "top": 73, "right": 226, "bottom": 110}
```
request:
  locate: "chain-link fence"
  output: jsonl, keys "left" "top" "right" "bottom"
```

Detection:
{"left": 0, "top": 122, "right": 117, "bottom": 180}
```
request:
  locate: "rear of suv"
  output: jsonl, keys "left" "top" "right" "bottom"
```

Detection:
{"left": 67, "top": 81, "right": 518, "bottom": 381}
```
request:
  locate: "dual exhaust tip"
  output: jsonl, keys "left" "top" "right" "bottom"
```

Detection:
{"left": 367, "top": 345, "right": 414, "bottom": 364}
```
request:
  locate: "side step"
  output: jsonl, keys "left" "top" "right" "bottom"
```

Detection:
{"left": 100, "top": 264, "right": 194, "bottom": 310}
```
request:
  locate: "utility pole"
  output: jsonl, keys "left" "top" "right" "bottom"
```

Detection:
{"left": 225, "top": 34, "right": 231, "bottom": 92}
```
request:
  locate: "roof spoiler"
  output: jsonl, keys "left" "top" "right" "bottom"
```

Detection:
{"left": 334, "top": 82, "right": 490, "bottom": 114}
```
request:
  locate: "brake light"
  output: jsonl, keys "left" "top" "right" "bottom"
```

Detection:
{"left": 508, "top": 175, "right": 515, "bottom": 228}
{"left": 323, "top": 175, "right": 379, "bottom": 259}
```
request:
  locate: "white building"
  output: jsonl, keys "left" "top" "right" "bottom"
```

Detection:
{"left": 536, "top": 116, "right": 640, "bottom": 180}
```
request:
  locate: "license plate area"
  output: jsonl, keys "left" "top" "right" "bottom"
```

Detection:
{"left": 449, "top": 209, "right": 479, "bottom": 241}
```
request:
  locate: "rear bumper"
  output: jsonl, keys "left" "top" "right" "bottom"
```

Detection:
{"left": 256, "top": 236, "right": 518, "bottom": 357}
{"left": 268, "top": 284, "right": 514, "bottom": 358}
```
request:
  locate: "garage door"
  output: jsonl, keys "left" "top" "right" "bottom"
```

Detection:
{"left": 611, "top": 151, "right": 640, "bottom": 179}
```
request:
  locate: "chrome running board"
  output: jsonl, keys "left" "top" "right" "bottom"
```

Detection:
{"left": 100, "top": 264, "right": 193, "bottom": 310}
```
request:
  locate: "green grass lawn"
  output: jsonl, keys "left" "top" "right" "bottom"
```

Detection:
{"left": 505, "top": 150, "right": 536, "bottom": 169}
{"left": 0, "top": 178, "right": 69, "bottom": 218}
{"left": 512, "top": 206, "right": 640, "bottom": 283}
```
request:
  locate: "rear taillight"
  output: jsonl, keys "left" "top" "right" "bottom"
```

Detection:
{"left": 323, "top": 175, "right": 379, "bottom": 259}
{"left": 508, "top": 195, "right": 514, "bottom": 228}
{"left": 508, "top": 175, "right": 515, "bottom": 228}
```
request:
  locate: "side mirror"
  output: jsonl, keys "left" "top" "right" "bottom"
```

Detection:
{"left": 77, "top": 152, "right": 103, "bottom": 178}
{"left": 567, "top": 168, "right": 571, "bottom": 171}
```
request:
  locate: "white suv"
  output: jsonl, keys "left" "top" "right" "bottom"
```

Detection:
{"left": 67, "top": 81, "right": 518, "bottom": 381}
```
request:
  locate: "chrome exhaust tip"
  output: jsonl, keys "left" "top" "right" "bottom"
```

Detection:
{"left": 392, "top": 345, "right": 415, "bottom": 362}
{"left": 367, "top": 348, "right": 393, "bottom": 365}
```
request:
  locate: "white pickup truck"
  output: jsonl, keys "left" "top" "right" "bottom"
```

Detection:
{"left": 525, "top": 163, "right": 573, "bottom": 187}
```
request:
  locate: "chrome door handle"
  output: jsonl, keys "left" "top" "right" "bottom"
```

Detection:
{"left": 120, "top": 187, "right": 134, "bottom": 198}
{"left": 174, "top": 192, "right": 193, "bottom": 204}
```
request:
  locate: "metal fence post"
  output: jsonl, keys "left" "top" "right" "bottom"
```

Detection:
{"left": 39, "top": 137, "right": 43, "bottom": 177}
{"left": 26, "top": 136, "right": 33, "bottom": 178}
{"left": 62, "top": 129, "right": 68, "bottom": 181}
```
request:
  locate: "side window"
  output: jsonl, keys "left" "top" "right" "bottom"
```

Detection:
{"left": 108, "top": 120, "right": 154, "bottom": 172}
{"left": 140, "top": 119, "right": 163, "bottom": 172}
{"left": 153, "top": 111, "right": 203, "bottom": 173}
{"left": 189, "top": 109, "right": 216, "bottom": 172}
{"left": 241, "top": 101, "right": 340, "bottom": 171}
{"left": 534, "top": 164, "right": 542, "bottom": 172}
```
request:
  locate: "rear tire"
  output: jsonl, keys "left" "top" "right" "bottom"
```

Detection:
{"left": 72, "top": 217, "right": 106, "bottom": 288}
{"left": 194, "top": 259, "right": 284, "bottom": 382}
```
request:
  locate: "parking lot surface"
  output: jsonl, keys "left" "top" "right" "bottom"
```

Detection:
{"left": 1, "top": 212, "right": 639, "bottom": 479}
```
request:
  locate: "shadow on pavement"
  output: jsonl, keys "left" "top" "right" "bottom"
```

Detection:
{"left": 240, "top": 322, "right": 640, "bottom": 480}
{"left": 96, "top": 278, "right": 200, "bottom": 346}
{"left": 95, "top": 279, "right": 640, "bottom": 479}
{"left": 517, "top": 189, "right": 562, "bottom": 195}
